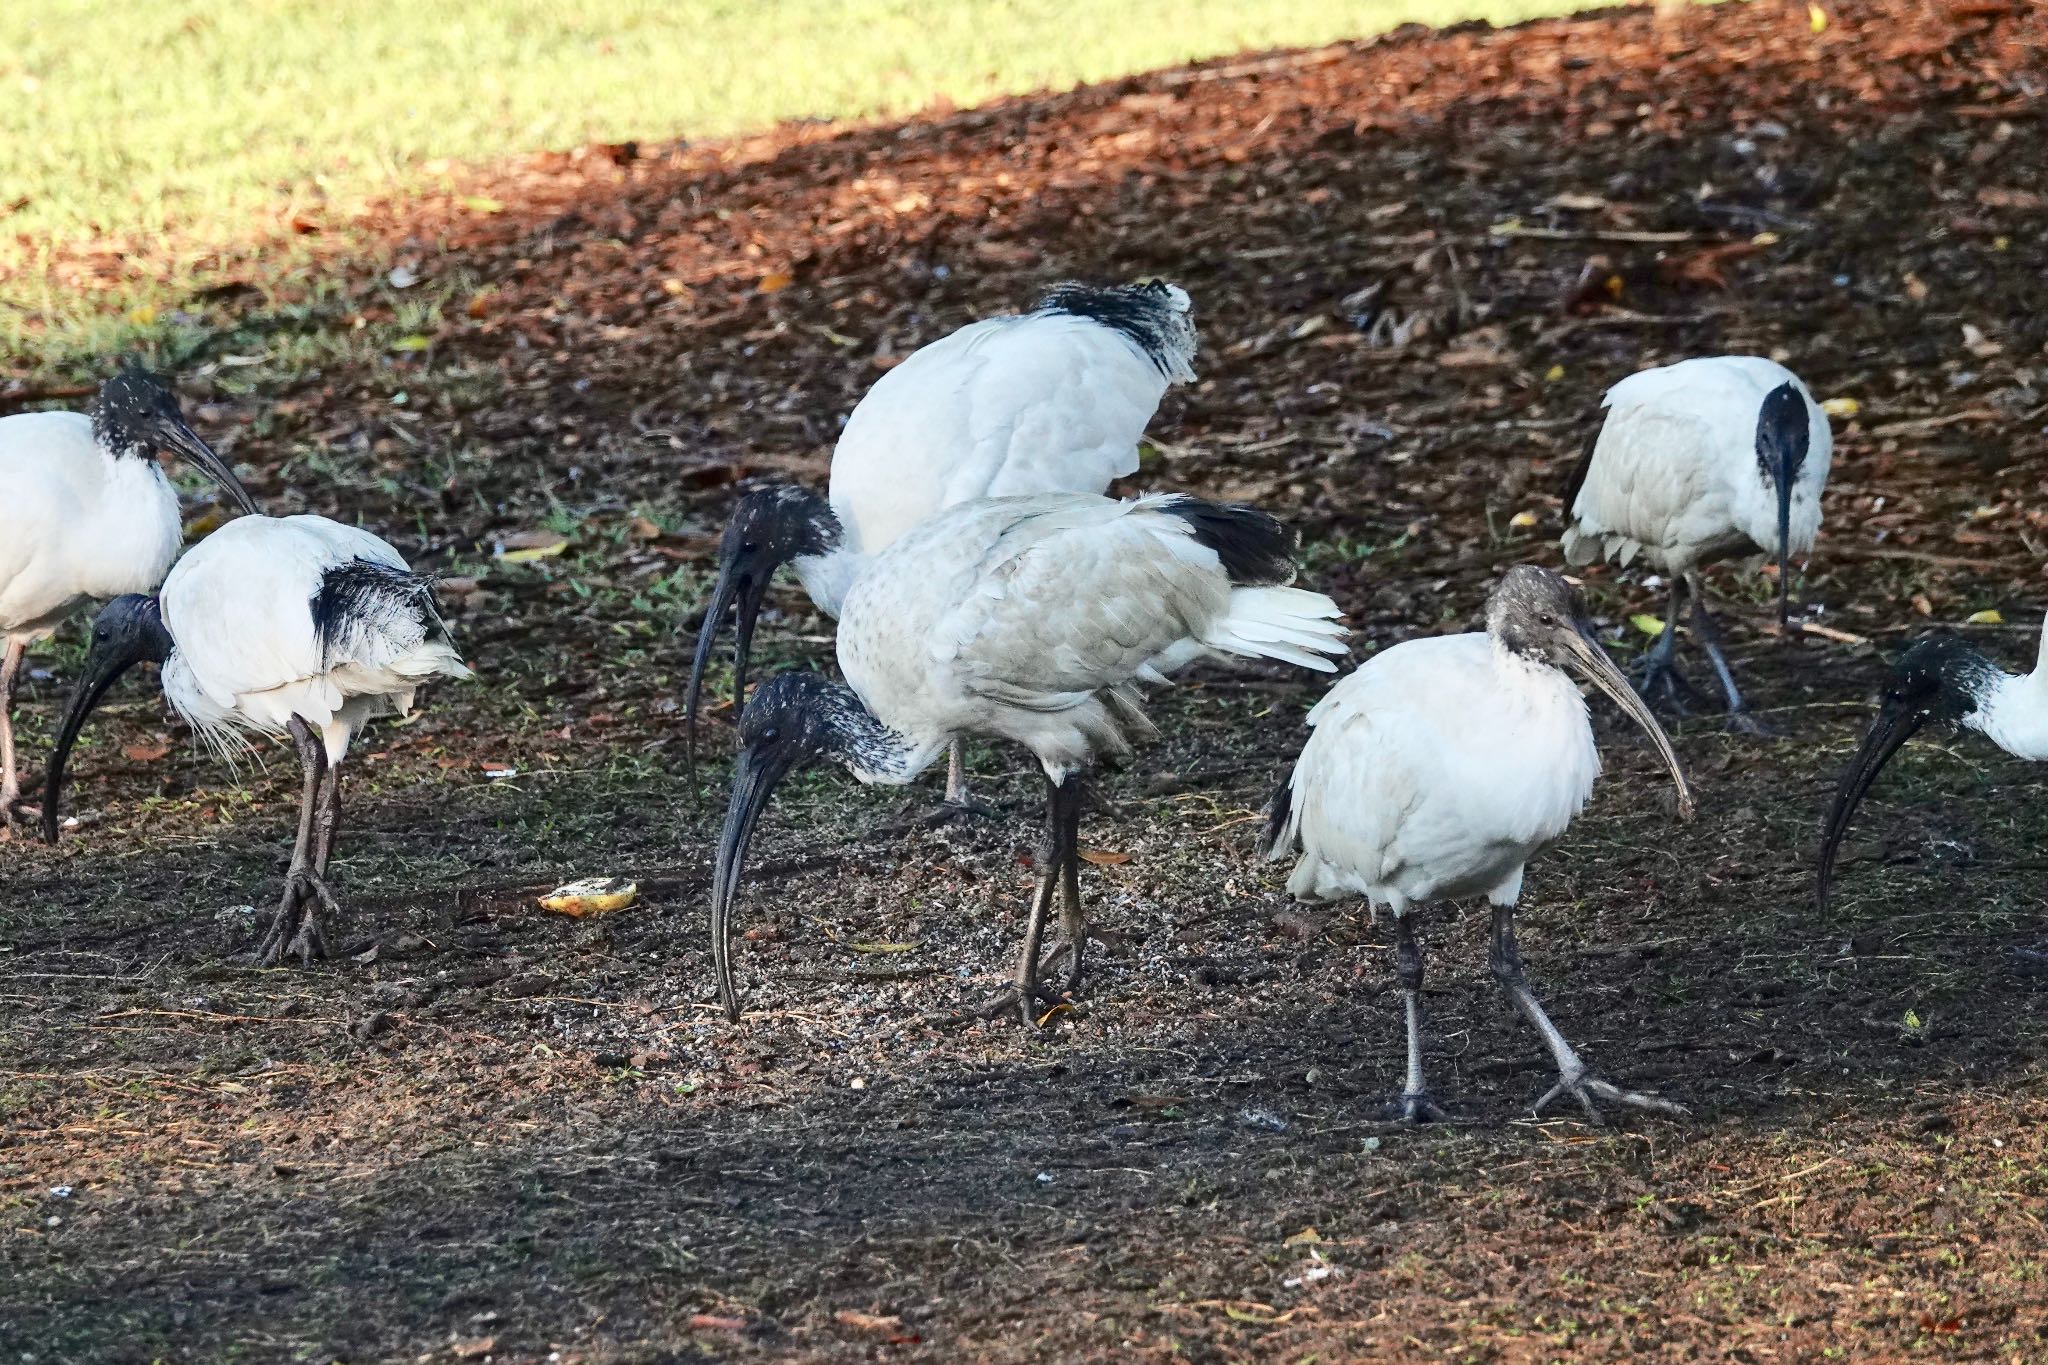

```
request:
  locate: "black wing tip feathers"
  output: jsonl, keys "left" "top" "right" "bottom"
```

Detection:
{"left": 1559, "top": 412, "right": 1603, "bottom": 513}
{"left": 1034, "top": 279, "right": 1194, "bottom": 377}
{"left": 1157, "top": 496, "right": 1296, "bottom": 586}
{"left": 311, "top": 559, "right": 445, "bottom": 660}
{"left": 1256, "top": 768, "right": 1295, "bottom": 861}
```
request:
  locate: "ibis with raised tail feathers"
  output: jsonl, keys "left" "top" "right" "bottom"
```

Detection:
{"left": 687, "top": 279, "right": 1198, "bottom": 814}
{"left": 42, "top": 514, "right": 471, "bottom": 965}
{"left": 709, "top": 492, "right": 1346, "bottom": 1026}
{"left": 1561, "top": 356, "right": 1831, "bottom": 731}
{"left": 1818, "top": 625, "right": 2048, "bottom": 925}
{"left": 0, "top": 363, "right": 258, "bottom": 829}
{"left": 1259, "top": 567, "right": 1696, "bottom": 1124}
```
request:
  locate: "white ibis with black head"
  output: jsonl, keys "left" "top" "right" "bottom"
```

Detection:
{"left": 686, "top": 279, "right": 1199, "bottom": 812}
{"left": 0, "top": 363, "right": 257, "bottom": 828}
{"left": 1561, "top": 356, "right": 1831, "bottom": 730}
{"left": 1818, "top": 625, "right": 2048, "bottom": 918}
{"left": 42, "top": 514, "right": 470, "bottom": 965}
{"left": 709, "top": 492, "right": 1346, "bottom": 1025}
{"left": 1260, "top": 566, "right": 1696, "bottom": 1123}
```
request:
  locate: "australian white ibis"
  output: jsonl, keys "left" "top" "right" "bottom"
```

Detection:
{"left": 687, "top": 279, "right": 1199, "bottom": 812}
{"left": 0, "top": 363, "right": 257, "bottom": 828}
{"left": 1818, "top": 626, "right": 2048, "bottom": 918}
{"left": 709, "top": 492, "right": 1346, "bottom": 1025}
{"left": 1259, "top": 566, "right": 1696, "bottom": 1123}
{"left": 42, "top": 514, "right": 470, "bottom": 965}
{"left": 1561, "top": 356, "right": 1831, "bottom": 730}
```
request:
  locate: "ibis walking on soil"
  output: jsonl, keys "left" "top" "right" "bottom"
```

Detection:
{"left": 687, "top": 279, "right": 1199, "bottom": 812}
{"left": 0, "top": 365, "right": 257, "bottom": 829}
{"left": 1561, "top": 356, "right": 1831, "bottom": 730}
{"left": 43, "top": 514, "right": 470, "bottom": 965}
{"left": 1260, "top": 566, "right": 1696, "bottom": 1123}
{"left": 1818, "top": 623, "right": 2048, "bottom": 930}
{"left": 709, "top": 492, "right": 1346, "bottom": 1025}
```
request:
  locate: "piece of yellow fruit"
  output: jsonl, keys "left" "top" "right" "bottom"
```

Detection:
{"left": 540, "top": 877, "right": 639, "bottom": 917}
{"left": 1821, "top": 397, "right": 1861, "bottom": 418}
{"left": 1631, "top": 614, "right": 1667, "bottom": 637}
{"left": 1967, "top": 609, "right": 2004, "bottom": 625}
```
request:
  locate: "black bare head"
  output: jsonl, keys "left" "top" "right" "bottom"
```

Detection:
{"left": 89, "top": 362, "right": 259, "bottom": 515}
{"left": 1816, "top": 633, "right": 2004, "bottom": 909}
{"left": 1036, "top": 279, "right": 1198, "bottom": 382}
{"left": 708, "top": 670, "right": 880, "bottom": 1021}
{"left": 1486, "top": 566, "right": 1695, "bottom": 820}
{"left": 684, "top": 485, "right": 842, "bottom": 773}
{"left": 1755, "top": 379, "right": 1812, "bottom": 629}
{"left": 42, "top": 595, "right": 173, "bottom": 844}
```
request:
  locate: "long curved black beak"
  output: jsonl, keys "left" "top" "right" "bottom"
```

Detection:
{"left": 1773, "top": 464, "right": 1795, "bottom": 631}
{"left": 684, "top": 551, "right": 777, "bottom": 779}
{"left": 1816, "top": 700, "right": 1928, "bottom": 911}
{"left": 162, "top": 418, "right": 259, "bottom": 517}
{"left": 1561, "top": 620, "right": 1697, "bottom": 821}
{"left": 42, "top": 644, "right": 150, "bottom": 844}
{"left": 708, "top": 736, "right": 802, "bottom": 1020}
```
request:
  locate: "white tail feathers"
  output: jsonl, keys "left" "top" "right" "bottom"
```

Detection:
{"left": 1202, "top": 586, "right": 1348, "bottom": 672}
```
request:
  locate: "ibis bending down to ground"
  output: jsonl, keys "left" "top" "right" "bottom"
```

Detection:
{"left": 1260, "top": 566, "right": 1696, "bottom": 1123}
{"left": 687, "top": 279, "right": 1199, "bottom": 813}
{"left": 1561, "top": 356, "right": 1831, "bottom": 731}
{"left": 709, "top": 492, "right": 1346, "bottom": 1025}
{"left": 1818, "top": 626, "right": 2048, "bottom": 959}
{"left": 42, "top": 514, "right": 470, "bottom": 965}
{"left": 0, "top": 364, "right": 257, "bottom": 829}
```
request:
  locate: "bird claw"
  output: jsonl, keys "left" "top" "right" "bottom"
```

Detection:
{"left": 256, "top": 868, "right": 338, "bottom": 968}
{"left": 951, "top": 981, "right": 1070, "bottom": 1030}
{"left": 1370, "top": 1090, "right": 1452, "bottom": 1125}
{"left": 1631, "top": 656, "right": 1697, "bottom": 716}
{"left": 920, "top": 796, "right": 1002, "bottom": 827}
{"left": 1531, "top": 1067, "right": 1688, "bottom": 1124}
{"left": 1724, "top": 710, "right": 1777, "bottom": 738}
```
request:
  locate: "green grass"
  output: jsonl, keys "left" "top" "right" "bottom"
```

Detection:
{"left": 1, "top": 0, "right": 1630, "bottom": 368}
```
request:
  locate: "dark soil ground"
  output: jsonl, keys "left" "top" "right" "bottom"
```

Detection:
{"left": 4, "top": 1, "right": 2048, "bottom": 1360}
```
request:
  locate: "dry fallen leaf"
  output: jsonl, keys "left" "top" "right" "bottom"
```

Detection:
{"left": 122, "top": 742, "right": 170, "bottom": 763}
{"left": 1079, "top": 848, "right": 1133, "bottom": 866}
{"left": 833, "top": 1311, "right": 904, "bottom": 1333}
{"left": 757, "top": 270, "right": 794, "bottom": 293}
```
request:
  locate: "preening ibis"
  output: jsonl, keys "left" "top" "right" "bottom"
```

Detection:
{"left": 0, "top": 363, "right": 257, "bottom": 828}
{"left": 43, "top": 514, "right": 470, "bottom": 965}
{"left": 709, "top": 492, "right": 1346, "bottom": 1025}
{"left": 1259, "top": 566, "right": 1696, "bottom": 1123}
{"left": 1818, "top": 626, "right": 2048, "bottom": 912}
{"left": 1561, "top": 356, "right": 1831, "bottom": 729}
{"left": 687, "top": 279, "right": 1199, "bottom": 812}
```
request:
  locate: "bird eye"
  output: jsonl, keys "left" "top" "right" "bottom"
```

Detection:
{"left": 1537, "top": 613, "right": 1556, "bottom": 627}
{"left": 761, "top": 726, "right": 779, "bottom": 742}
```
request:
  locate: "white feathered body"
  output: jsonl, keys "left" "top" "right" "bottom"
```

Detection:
{"left": 1269, "top": 633, "right": 1599, "bottom": 915}
{"left": 158, "top": 515, "right": 470, "bottom": 764}
{"left": 1562, "top": 356, "right": 1831, "bottom": 575}
{"left": 836, "top": 493, "right": 1345, "bottom": 783}
{"left": 798, "top": 303, "right": 1192, "bottom": 615}
{"left": 0, "top": 412, "right": 184, "bottom": 643}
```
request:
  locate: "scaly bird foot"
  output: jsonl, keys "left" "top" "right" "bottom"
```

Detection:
{"left": 1532, "top": 1066, "right": 1688, "bottom": 1125}
{"left": 256, "top": 869, "right": 339, "bottom": 967}
{"left": 1724, "top": 709, "right": 1778, "bottom": 739}
{"left": 1631, "top": 653, "right": 1698, "bottom": 717}
{"left": 951, "top": 981, "right": 1070, "bottom": 1031}
{"left": 1370, "top": 1089, "right": 1452, "bottom": 1125}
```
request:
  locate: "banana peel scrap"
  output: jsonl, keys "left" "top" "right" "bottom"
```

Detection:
{"left": 540, "top": 877, "right": 639, "bottom": 917}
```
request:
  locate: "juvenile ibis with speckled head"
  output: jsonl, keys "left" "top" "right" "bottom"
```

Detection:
{"left": 1260, "top": 566, "right": 1695, "bottom": 1123}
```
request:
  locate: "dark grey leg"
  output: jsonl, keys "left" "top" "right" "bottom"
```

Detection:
{"left": 1685, "top": 572, "right": 1770, "bottom": 734}
{"left": 1488, "top": 904, "right": 1686, "bottom": 1123}
{"left": 1373, "top": 912, "right": 1450, "bottom": 1124}
{"left": 0, "top": 638, "right": 23, "bottom": 827}
{"left": 256, "top": 718, "right": 335, "bottom": 967}
{"left": 961, "top": 774, "right": 1071, "bottom": 1028}
{"left": 1632, "top": 578, "right": 1694, "bottom": 714}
